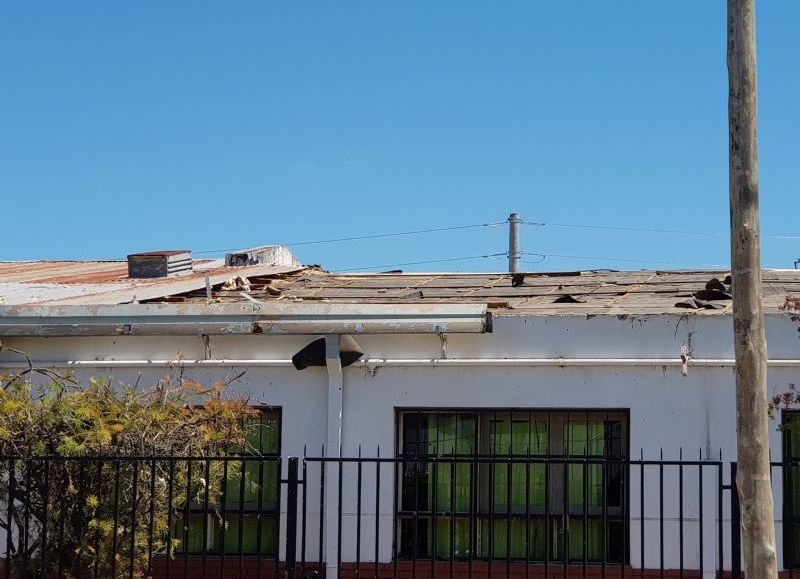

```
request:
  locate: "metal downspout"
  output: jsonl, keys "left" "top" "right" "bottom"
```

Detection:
{"left": 324, "top": 335, "right": 343, "bottom": 579}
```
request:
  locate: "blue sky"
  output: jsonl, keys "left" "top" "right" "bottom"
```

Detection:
{"left": 2, "top": 2, "right": 798, "bottom": 272}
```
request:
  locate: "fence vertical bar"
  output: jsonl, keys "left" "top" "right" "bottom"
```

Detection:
{"left": 357, "top": 451, "right": 363, "bottom": 578}
{"left": 699, "top": 461, "right": 704, "bottom": 577}
{"left": 468, "top": 455, "right": 475, "bottom": 579}
{"left": 166, "top": 459, "right": 174, "bottom": 579}
{"left": 255, "top": 457, "right": 265, "bottom": 579}
{"left": 147, "top": 457, "right": 157, "bottom": 576}
{"left": 61, "top": 460, "right": 71, "bottom": 579}
{"left": 201, "top": 459, "right": 210, "bottom": 575}
{"left": 302, "top": 452, "right": 308, "bottom": 578}
{"left": 450, "top": 452, "right": 455, "bottom": 579}
{"left": 640, "top": 460, "right": 645, "bottom": 579}
{"left": 6, "top": 458, "right": 13, "bottom": 579}
{"left": 375, "top": 451, "right": 381, "bottom": 579}
{"left": 111, "top": 459, "right": 121, "bottom": 578}
{"left": 22, "top": 459, "right": 31, "bottom": 576}
{"left": 337, "top": 455, "right": 343, "bottom": 579}
{"left": 659, "top": 453, "right": 664, "bottom": 579}
{"left": 679, "top": 455, "right": 684, "bottom": 579}
{"left": 238, "top": 458, "right": 246, "bottom": 578}
{"left": 184, "top": 460, "right": 193, "bottom": 579}
{"left": 718, "top": 461, "right": 724, "bottom": 579}
{"left": 583, "top": 453, "right": 589, "bottom": 579}
{"left": 75, "top": 461, "right": 86, "bottom": 579}
{"left": 219, "top": 460, "right": 228, "bottom": 579}
{"left": 564, "top": 451, "right": 571, "bottom": 579}
{"left": 431, "top": 457, "right": 438, "bottom": 579}
{"left": 544, "top": 454, "right": 550, "bottom": 579}
{"left": 286, "top": 457, "right": 299, "bottom": 579}
{"left": 507, "top": 456, "right": 512, "bottom": 579}
{"left": 129, "top": 461, "right": 139, "bottom": 579}
{"left": 393, "top": 459, "right": 399, "bottom": 579}
{"left": 319, "top": 450, "right": 326, "bottom": 575}
{"left": 42, "top": 458, "right": 50, "bottom": 575}
{"left": 525, "top": 439, "right": 531, "bottom": 579}
{"left": 731, "top": 463, "right": 741, "bottom": 579}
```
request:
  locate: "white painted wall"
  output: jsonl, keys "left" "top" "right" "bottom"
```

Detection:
{"left": 1, "top": 313, "right": 799, "bottom": 572}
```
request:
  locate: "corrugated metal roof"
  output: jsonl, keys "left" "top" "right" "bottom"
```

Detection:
{"left": 3, "top": 261, "right": 800, "bottom": 316}
{"left": 0, "top": 260, "right": 305, "bottom": 305}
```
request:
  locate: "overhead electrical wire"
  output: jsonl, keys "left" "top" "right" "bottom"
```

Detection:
{"left": 193, "top": 220, "right": 506, "bottom": 255}
{"left": 524, "top": 220, "right": 800, "bottom": 240}
{"left": 336, "top": 252, "right": 507, "bottom": 273}
{"left": 523, "top": 221, "right": 719, "bottom": 236}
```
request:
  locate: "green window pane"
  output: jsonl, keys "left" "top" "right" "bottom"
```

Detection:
{"left": 245, "top": 411, "right": 280, "bottom": 454}
{"left": 171, "top": 514, "right": 207, "bottom": 554}
{"left": 226, "top": 460, "right": 279, "bottom": 507}
{"left": 567, "top": 422, "right": 605, "bottom": 511}
{"left": 427, "top": 414, "right": 475, "bottom": 513}
{"left": 555, "top": 519, "right": 605, "bottom": 561}
{"left": 479, "top": 519, "right": 547, "bottom": 560}
{"left": 427, "top": 414, "right": 475, "bottom": 456}
{"left": 428, "top": 517, "right": 472, "bottom": 559}
{"left": 491, "top": 419, "right": 548, "bottom": 511}
{"left": 214, "top": 514, "right": 278, "bottom": 555}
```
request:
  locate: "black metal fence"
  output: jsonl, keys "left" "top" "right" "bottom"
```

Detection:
{"left": 0, "top": 453, "right": 786, "bottom": 579}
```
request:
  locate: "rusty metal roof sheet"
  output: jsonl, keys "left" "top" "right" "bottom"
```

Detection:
{"left": 0, "top": 260, "right": 305, "bottom": 305}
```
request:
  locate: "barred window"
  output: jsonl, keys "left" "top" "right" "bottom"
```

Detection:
{"left": 397, "top": 410, "right": 627, "bottom": 563}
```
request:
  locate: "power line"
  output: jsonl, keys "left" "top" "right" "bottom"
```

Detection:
{"left": 525, "top": 220, "right": 800, "bottom": 240}
{"left": 523, "top": 221, "right": 720, "bottom": 236}
{"left": 190, "top": 217, "right": 798, "bottom": 257}
{"left": 193, "top": 221, "right": 506, "bottom": 255}
{"left": 336, "top": 252, "right": 507, "bottom": 272}
{"left": 523, "top": 251, "right": 725, "bottom": 268}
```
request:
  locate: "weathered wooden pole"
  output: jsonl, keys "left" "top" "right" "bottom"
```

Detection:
{"left": 728, "top": 1, "right": 778, "bottom": 578}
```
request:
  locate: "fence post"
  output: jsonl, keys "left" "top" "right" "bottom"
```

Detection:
{"left": 731, "top": 462, "right": 742, "bottom": 579}
{"left": 286, "top": 457, "right": 299, "bottom": 579}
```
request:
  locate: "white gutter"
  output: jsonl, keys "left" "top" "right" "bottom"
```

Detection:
{"left": 2, "top": 358, "right": 800, "bottom": 369}
{"left": 0, "top": 303, "right": 489, "bottom": 336}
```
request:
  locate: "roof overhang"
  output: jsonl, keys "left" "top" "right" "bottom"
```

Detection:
{"left": 0, "top": 303, "right": 490, "bottom": 336}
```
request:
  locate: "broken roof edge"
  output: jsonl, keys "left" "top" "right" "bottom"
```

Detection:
{"left": 0, "top": 302, "right": 490, "bottom": 336}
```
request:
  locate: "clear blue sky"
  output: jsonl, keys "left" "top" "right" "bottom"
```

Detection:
{"left": 2, "top": 2, "right": 798, "bottom": 272}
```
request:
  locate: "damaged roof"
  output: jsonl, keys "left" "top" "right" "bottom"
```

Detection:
{"left": 1, "top": 261, "right": 798, "bottom": 316}
{"left": 144, "top": 268, "right": 799, "bottom": 316}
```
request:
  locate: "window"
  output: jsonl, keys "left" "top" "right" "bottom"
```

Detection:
{"left": 172, "top": 408, "right": 281, "bottom": 556}
{"left": 784, "top": 413, "right": 800, "bottom": 567}
{"left": 397, "top": 410, "right": 627, "bottom": 563}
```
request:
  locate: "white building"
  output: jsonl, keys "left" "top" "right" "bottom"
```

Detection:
{"left": 1, "top": 248, "right": 798, "bottom": 578}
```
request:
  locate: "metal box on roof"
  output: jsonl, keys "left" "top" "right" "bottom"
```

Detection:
{"left": 127, "top": 251, "right": 192, "bottom": 278}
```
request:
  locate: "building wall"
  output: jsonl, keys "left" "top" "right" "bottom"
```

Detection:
{"left": 1, "top": 313, "right": 798, "bottom": 573}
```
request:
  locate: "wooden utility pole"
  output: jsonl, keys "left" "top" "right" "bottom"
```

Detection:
{"left": 728, "top": 1, "right": 778, "bottom": 578}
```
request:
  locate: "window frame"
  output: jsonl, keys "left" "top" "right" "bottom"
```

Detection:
{"left": 394, "top": 407, "right": 630, "bottom": 564}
